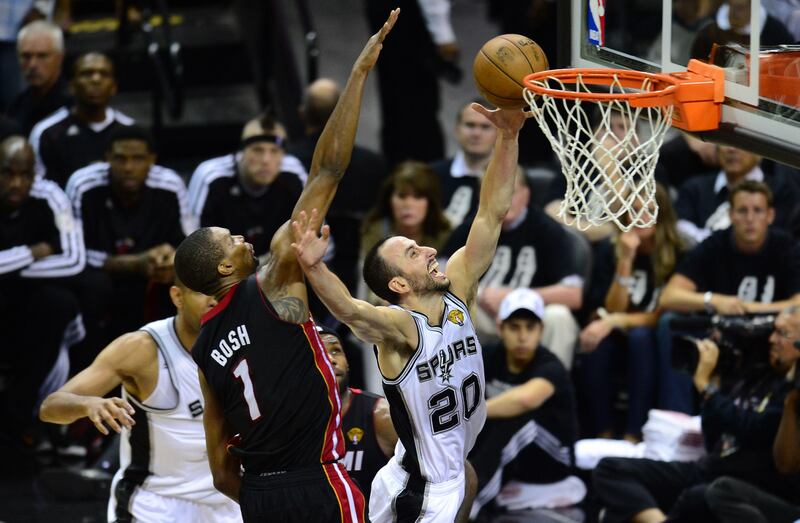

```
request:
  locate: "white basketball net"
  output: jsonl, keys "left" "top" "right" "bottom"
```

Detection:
{"left": 524, "top": 73, "right": 674, "bottom": 231}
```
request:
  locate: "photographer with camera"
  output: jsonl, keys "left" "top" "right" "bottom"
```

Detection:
{"left": 658, "top": 180, "right": 800, "bottom": 412}
{"left": 592, "top": 307, "right": 800, "bottom": 523}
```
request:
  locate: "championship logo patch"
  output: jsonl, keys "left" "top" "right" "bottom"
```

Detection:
{"left": 447, "top": 310, "right": 464, "bottom": 326}
{"left": 347, "top": 427, "right": 364, "bottom": 445}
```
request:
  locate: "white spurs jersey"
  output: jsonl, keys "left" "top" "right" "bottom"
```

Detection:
{"left": 112, "top": 317, "right": 229, "bottom": 505}
{"left": 381, "top": 292, "right": 486, "bottom": 484}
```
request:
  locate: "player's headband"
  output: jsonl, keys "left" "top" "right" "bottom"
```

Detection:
{"left": 240, "top": 134, "right": 285, "bottom": 150}
{"left": 315, "top": 325, "right": 342, "bottom": 343}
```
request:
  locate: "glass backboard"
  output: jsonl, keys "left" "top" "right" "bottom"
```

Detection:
{"left": 566, "top": 0, "right": 800, "bottom": 168}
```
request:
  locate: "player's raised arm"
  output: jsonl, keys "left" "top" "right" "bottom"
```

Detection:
{"left": 290, "top": 209, "right": 416, "bottom": 348}
{"left": 269, "top": 8, "right": 399, "bottom": 260}
{"left": 447, "top": 105, "right": 527, "bottom": 304}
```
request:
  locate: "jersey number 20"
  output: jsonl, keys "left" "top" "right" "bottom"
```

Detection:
{"left": 428, "top": 373, "right": 481, "bottom": 434}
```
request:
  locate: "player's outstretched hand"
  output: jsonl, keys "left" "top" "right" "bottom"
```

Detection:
{"left": 354, "top": 8, "right": 400, "bottom": 74}
{"left": 85, "top": 397, "right": 136, "bottom": 435}
{"left": 470, "top": 103, "right": 530, "bottom": 135}
{"left": 291, "top": 209, "right": 330, "bottom": 270}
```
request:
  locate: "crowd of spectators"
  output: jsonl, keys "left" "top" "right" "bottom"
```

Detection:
{"left": 2, "top": 1, "right": 800, "bottom": 521}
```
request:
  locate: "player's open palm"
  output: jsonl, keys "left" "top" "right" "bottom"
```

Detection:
{"left": 85, "top": 396, "right": 136, "bottom": 435}
{"left": 291, "top": 209, "right": 330, "bottom": 270}
{"left": 470, "top": 102, "right": 529, "bottom": 134}
{"left": 355, "top": 8, "right": 399, "bottom": 73}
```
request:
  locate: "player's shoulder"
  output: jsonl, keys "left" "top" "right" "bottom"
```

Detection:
{"left": 103, "top": 330, "right": 159, "bottom": 369}
{"left": 30, "top": 106, "right": 70, "bottom": 141}
{"left": 191, "top": 154, "right": 236, "bottom": 182}
{"left": 65, "top": 162, "right": 110, "bottom": 200}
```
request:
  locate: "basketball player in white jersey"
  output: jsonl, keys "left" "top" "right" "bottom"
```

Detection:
{"left": 39, "top": 278, "right": 242, "bottom": 523}
{"left": 291, "top": 104, "right": 527, "bottom": 522}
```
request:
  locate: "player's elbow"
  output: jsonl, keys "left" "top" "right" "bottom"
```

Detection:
{"left": 38, "top": 395, "right": 59, "bottom": 424}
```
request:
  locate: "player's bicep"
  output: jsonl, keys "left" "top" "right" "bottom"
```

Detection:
{"left": 348, "top": 302, "right": 415, "bottom": 347}
{"left": 198, "top": 369, "right": 231, "bottom": 459}
{"left": 60, "top": 333, "right": 145, "bottom": 397}
{"left": 373, "top": 397, "right": 398, "bottom": 458}
{"left": 447, "top": 215, "right": 500, "bottom": 299}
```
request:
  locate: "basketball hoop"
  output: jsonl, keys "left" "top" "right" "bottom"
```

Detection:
{"left": 523, "top": 59, "right": 725, "bottom": 231}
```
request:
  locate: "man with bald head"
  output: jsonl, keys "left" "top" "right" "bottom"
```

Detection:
{"left": 7, "top": 20, "right": 70, "bottom": 135}
{"left": 187, "top": 112, "right": 309, "bottom": 261}
{"left": 30, "top": 51, "right": 134, "bottom": 188}
{"left": 0, "top": 135, "right": 85, "bottom": 453}
{"left": 289, "top": 78, "right": 387, "bottom": 294}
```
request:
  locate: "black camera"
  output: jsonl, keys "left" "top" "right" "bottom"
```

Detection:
{"left": 671, "top": 314, "right": 775, "bottom": 377}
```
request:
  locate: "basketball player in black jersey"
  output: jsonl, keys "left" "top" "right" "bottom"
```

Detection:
{"left": 173, "top": 9, "right": 399, "bottom": 523}
{"left": 316, "top": 325, "right": 396, "bottom": 507}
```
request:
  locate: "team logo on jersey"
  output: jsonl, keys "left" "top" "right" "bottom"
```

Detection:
{"left": 415, "top": 335, "right": 479, "bottom": 383}
{"left": 347, "top": 427, "right": 364, "bottom": 445}
{"left": 447, "top": 310, "right": 465, "bottom": 326}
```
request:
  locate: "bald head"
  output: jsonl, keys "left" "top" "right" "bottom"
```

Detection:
{"left": 1, "top": 136, "right": 34, "bottom": 169}
{"left": 0, "top": 136, "right": 35, "bottom": 209}
{"left": 302, "top": 78, "right": 341, "bottom": 131}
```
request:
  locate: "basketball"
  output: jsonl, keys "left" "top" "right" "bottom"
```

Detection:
{"left": 473, "top": 34, "right": 549, "bottom": 109}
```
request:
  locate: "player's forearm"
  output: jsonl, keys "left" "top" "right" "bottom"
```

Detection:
{"left": 309, "top": 70, "right": 368, "bottom": 182}
{"left": 606, "top": 311, "right": 659, "bottom": 330}
{"left": 478, "top": 131, "right": 519, "bottom": 223}
{"left": 212, "top": 466, "right": 241, "bottom": 503}
{"left": 305, "top": 262, "right": 363, "bottom": 323}
{"left": 39, "top": 391, "right": 94, "bottom": 425}
{"left": 746, "top": 298, "right": 799, "bottom": 313}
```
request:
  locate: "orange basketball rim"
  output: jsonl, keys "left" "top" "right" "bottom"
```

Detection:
{"left": 523, "top": 59, "right": 726, "bottom": 132}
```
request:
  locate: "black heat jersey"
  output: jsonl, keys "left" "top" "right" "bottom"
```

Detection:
{"left": 193, "top": 274, "right": 344, "bottom": 472}
{"left": 342, "top": 388, "right": 389, "bottom": 503}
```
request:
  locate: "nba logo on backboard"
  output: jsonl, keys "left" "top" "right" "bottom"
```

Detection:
{"left": 587, "top": 0, "right": 605, "bottom": 46}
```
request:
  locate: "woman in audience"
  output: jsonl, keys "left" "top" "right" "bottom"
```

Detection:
{"left": 359, "top": 161, "right": 451, "bottom": 303}
{"left": 576, "top": 184, "right": 684, "bottom": 442}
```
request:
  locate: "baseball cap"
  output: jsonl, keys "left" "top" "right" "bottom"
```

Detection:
{"left": 497, "top": 288, "right": 545, "bottom": 322}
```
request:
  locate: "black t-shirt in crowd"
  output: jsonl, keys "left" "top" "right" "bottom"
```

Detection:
{"left": 6, "top": 79, "right": 70, "bottom": 136}
{"left": 585, "top": 239, "right": 669, "bottom": 314}
{"left": 30, "top": 107, "right": 134, "bottom": 188}
{"left": 66, "top": 163, "right": 186, "bottom": 269}
{"left": 193, "top": 275, "right": 344, "bottom": 472}
{"left": 675, "top": 170, "right": 800, "bottom": 233}
{"left": 342, "top": 388, "right": 389, "bottom": 506}
{"left": 188, "top": 156, "right": 302, "bottom": 258}
{"left": 676, "top": 228, "right": 800, "bottom": 302}
{"left": 479, "top": 345, "right": 577, "bottom": 484}
{"left": 430, "top": 158, "right": 482, "bottom": 229}
{"left": 442, "top": 205, "right": 580, "bottom": 289}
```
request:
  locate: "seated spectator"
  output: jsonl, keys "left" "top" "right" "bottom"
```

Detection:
{"left": 592, "top": 307, "right": 800, "bottom": 522}
{"left": 186, "top": 113, "right": 307, "bottom": 260}
{"left": 691, "top": 0, "right": 795, "bottom": 60}
{"left": 7, "top": 20, "right": 69, "bottom": 136}
{"left": 469, "top": 289, "right": 581, "bottom": 518}
{"left": 66, "top": 125, "right": 187, "bottom": 340}
{"left": 646, "top": 0, "right": 714, "bottom": 65}
{"left": 361, "top": 161, "right": 451, "bottom": 262}
{"left": 30, "top": 52, "right": 133, "bottom": 188}
{"left": 654, "top": 133, "right": 719, "bottom": 192}
{"left": 576, "top": 185, "right": 684, "bottom": 442}
{"left": 444, "top": 169, "right": 584, "bottom": 369}
{"left": 430, "top": 99, "right": 496, "bottom": 229}
{"left": 675, "top": 145, "right": 800, "bottom": 247}
{"left": 0, "top": 135, "right": 84, "bottom": 454}
{"left": 289, "top": 78, "right": 388, "bottom": 293}
{"left": 659, "top": 180, "right": 800, "bottom": 412}
{"left": 763, "top": 0, "right": 800, "bottom": 40}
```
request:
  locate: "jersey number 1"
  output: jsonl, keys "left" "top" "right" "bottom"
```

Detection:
{"left": 233, "top": 358, "right": 262, "bottom": 421}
